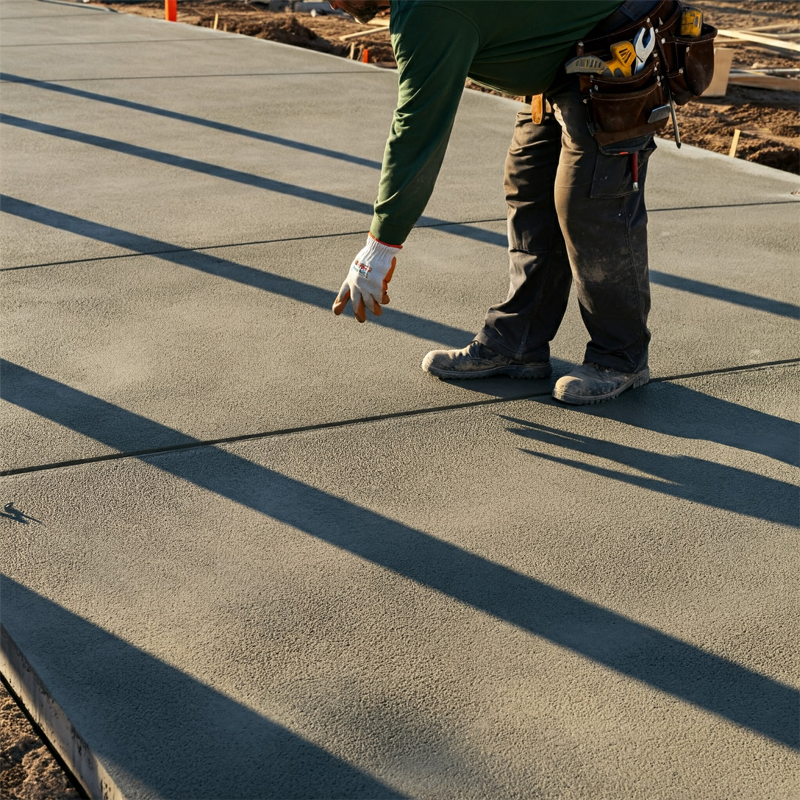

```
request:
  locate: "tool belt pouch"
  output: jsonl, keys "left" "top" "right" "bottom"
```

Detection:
{"left": 656, "top": 2, "right": 718, "bottom": 105}
{"left": 573, "top": 0, "right": 717, "bottom": 146}
{"left": 577, "top": 62, "right": 668, "bottom": 147}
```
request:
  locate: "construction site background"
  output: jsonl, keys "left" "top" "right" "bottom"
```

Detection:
{"left": 91, "top": 0, "right": 800, "bottom": 174}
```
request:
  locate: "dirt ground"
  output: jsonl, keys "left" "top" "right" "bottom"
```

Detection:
{"left": 93, "top": 0, "right": 799, "bottom": 174}
{"left": 659, "top": 1, "right": 800, "bottom": 172}
{"left": 0, "top": 678, "right": 82, "bottom": 800}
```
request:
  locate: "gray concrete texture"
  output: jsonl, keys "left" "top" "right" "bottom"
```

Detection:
{"left": 1, "top": 2, "right": 798, "bottom": 799}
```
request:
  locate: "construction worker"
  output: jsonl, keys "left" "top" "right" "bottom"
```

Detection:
{"left": 331, "top": 0, "right": 661, "bottom": 405}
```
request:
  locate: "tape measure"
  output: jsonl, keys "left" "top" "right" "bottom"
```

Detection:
{"left": 680, "top": 7, "right": 703, "bottom": 38}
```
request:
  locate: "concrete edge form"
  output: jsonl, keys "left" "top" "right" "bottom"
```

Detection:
{"left": 0, "top": 623, "right": 123, "bottom": 800}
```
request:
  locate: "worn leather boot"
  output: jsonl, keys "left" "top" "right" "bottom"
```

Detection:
{"left": 552, "top": 362, "right": 650, "bottom": 405}
{"left": 422, "top": 340, "right": 552, "bottom": 380}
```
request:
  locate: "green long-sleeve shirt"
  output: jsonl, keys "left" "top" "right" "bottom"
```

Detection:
{"left": 369, "top": 0, "right": 621, "bottom": 245}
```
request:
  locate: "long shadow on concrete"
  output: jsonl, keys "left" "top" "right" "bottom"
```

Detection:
{"left": 556, "top": 381, "right": 800, "bottom": 468}
{"left": 0, "top": 583, "right": 406, "bottom": 799}
{"left": 0, "top": 115, "right": 510, "bottom": 249}
{"left": 0, "top": 196, "right": 476, "bottom": 349}
{"left": 3, "top": 193, "right": 797, "bottom": 353}
{"left": 648, "top": 270, "right": 799, "bottom": 320}
{"left": 0, "top": 71, "right": 385, "bottom": 170}
{"left": 2, "top": 106, "right": 796, "bottom": 319}
{"left": 503, "top": 417, "right": 798, "bottom": 527}
{"left": 2, "top": 359, "right": 797, "bottom": 749}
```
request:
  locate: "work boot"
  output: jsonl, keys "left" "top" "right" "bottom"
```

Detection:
{"left": 422, "top": 340, "right": 552, "bottom": 380}
{"left": 552, "top": 362, "right": 650, "bottom": 405}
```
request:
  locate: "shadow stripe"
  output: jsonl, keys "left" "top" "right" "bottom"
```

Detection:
{"left": 0, "top": 195, "right": 476, "bottom": 348}
{"left": 0, "top": 72, "right": 384, "bottom": 170}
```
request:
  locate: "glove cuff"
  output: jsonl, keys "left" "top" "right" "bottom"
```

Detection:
{"left": 368, "top": 232, "right": 402, "bottom": 250}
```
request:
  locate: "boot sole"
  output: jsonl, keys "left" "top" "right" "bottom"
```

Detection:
{"left": 552, "top": 368, "right": 651, "bottom": 405}
{"left": 424, "top": 363, "right": 553, "bottom": 380}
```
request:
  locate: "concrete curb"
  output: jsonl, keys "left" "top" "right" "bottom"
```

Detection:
{"left": 0, "top": 624, "right": 122, "bottom": 800}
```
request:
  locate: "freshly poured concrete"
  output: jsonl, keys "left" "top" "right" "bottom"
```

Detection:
{"left": 2, "top": 206, "right": 797, "bottom": 469}
{"left": 1, "top": 2, "right": 798, "bottom": 798}
{"left": 2, "top": 368, "right": 798, "bottom": 799}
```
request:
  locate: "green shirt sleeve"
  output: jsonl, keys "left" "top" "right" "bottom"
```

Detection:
{"left": 369, "top": 5, "right": 480, "bottom": 246}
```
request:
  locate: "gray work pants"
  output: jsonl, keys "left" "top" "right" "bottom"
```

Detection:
{"left": 477, "top": 82, "right": 654, "bottom": 374}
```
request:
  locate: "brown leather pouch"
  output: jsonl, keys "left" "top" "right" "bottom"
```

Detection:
{"left": 572, "top": 0, "right": 717, "bottom": 145}
{"left": 579, "top": 60, "right": 669, "bottom": 146}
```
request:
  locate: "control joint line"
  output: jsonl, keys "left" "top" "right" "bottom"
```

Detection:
{"left": 0, "top": 218, "right": 507, "bottom": 272}
{"left": 650, "top": 199, "right": 799, "bottom": 214}
{"left": 2, "top": 358, "right": 797, "bottom": 478}
{"left": 2, "top": 394, "right": 544, "bottom": 477}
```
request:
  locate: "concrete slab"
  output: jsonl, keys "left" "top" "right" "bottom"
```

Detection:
{"left": 651, "top": 139, "right": 800, "bottom": 210}
{"left": 0, "top": 19, "right": 369, "bottom": 68}
{"left": 2, "top": 366, "right": 797, "bottom": 799}
{"left": 0, "top": 3, "right": 234, "bottom": 33}
{"left": 0, "top": 0, "right": 115, "bottom": 20}
{"left": 1, "top": 5, "right": 798, "bottom": 798}
{"left": 0, "top": 39, "right": 372, "bottom": 80}
{"left": 0, "top": 64, "right": 509, "bottom": 264}
{"left": 3, "top": 200, "right": 798, "bottom": 471}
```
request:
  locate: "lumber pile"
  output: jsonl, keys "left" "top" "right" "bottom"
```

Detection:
{"left": 716, "top": 26, "right": 800, "bottom": 54}
{"left": 712, "top": 25, "right": 800, "bottom": 94}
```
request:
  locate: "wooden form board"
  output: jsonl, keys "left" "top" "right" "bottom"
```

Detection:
{"left": 339, "top": 19, "right": 390, "bottom": 41}
{"left": 728, "top": 73, "right": 800, "bottom": 92}
{"left": 716, "top": 29, "right": 800, "bottom": 53}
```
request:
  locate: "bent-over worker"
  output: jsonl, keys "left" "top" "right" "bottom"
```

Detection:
{"left": 331, "top": 0, "right": 665, "bottom": 405}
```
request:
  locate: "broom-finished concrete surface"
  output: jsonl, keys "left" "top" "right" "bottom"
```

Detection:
{"left": 1, "top": 2, "right": 798, "bottom": 798}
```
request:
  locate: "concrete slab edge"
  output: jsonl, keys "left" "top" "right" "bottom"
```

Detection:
{"left": 655, "top": 137, "right": 800, "bottom": 182}
{"left": 0, "top": 624, "right": 123, "bottom": 800}
{"left": 121, "top": 12, "right": 397, "bottom": 74}
{"left": 36, "top": 0, "right": 116, "bottom": 12}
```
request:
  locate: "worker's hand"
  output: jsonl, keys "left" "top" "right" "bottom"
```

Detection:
{"left": 333, "top": 233, "right": 401, "bottom": 323}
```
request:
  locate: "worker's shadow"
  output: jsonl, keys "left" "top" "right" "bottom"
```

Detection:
{"left": 501, "top": 379, "right": 799, "bottom": 527}
{"left": 555, "top": 379, "right": 798, "bottom": 467}
{"left": 0, "top": 502, "right": 41, "bottom": 525}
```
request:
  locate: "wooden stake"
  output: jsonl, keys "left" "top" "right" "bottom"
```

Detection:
{"left": 164, "top": 0, "right": 176, "bottom": 22}
{"left": 213, "top": 12, "right": 218, "bottom": 29}
{"left": 729, "top": 129, "right": 742, "bottom": 158}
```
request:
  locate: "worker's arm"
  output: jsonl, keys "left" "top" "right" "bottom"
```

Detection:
{"left": 371, "top": 4, "right": 481, "bottom": 246}
{"left": 332, "top": 4, "right": 480, "bottom": 322}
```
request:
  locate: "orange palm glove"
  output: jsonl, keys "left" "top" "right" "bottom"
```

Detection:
{"left": 333, "top": 234, "right": 401, "bottom": 323}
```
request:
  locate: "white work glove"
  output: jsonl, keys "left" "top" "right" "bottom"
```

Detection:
{"left": 333, "top": 233, "right": 401, "bottom": 323}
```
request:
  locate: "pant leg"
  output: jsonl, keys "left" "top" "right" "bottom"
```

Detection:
{"left": 476, "top": 109, "right": 573, "bottom": 363}
{"left": 550, "top": 82, "right": 653, "bottom": 373}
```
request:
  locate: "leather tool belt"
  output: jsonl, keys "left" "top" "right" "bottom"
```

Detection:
{"left": 572, "top": 0, "right": 718, "bottom": 146}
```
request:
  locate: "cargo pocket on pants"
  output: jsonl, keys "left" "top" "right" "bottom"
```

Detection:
{"left": 590, "top": 137, "right": 657, "bottom": 199}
